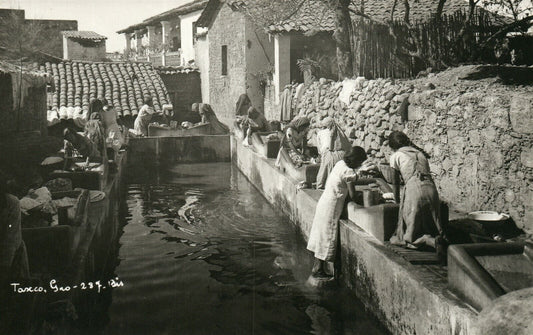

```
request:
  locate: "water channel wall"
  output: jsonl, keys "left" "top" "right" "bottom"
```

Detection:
{"left": 127, "top": 135, "right": 231, "bottom": 166}
{"left": 231, "top": 135, "right": 478, "bottom": 335}
{"left": 292, "top": 66, "right": 533, "bottom": 233}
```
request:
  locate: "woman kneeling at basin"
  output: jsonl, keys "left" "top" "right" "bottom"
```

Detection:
{"left": 276, "top": 116, "right": 311, "bottom": 167}
{"left": 242, "top": 107, "right": 270, "bottom": 145}
{"left": 307, "top": 146, "right": 375, "bottom": 277}
{"left": 387, "top": 131, "right": 443, "bottom": 250}
{"left": 190, "top": 103, "right": 229, "bottom": 135}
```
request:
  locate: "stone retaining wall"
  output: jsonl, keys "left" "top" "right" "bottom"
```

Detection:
{"left": 293, "top": 66, "right": 533, "bottom": 232}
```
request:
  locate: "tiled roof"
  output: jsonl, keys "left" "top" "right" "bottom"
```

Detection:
{"left": 61, "top": 31, "right": 107, "bottom": 40}
{"left": 351, "top": 0, "right": 509, "bottom": 25}
{"left": 156, "top": 65, "right": 200, "bottom": 75}
{"left": 117, "top": 0, "right": 209, "bottom": 34}
{"left": 40, "top": 61, "right": 171, "bottom": 118}
{"left": 265, "top": 0, "right": 335, "bottom": 33}
{"left": 212, "top": 0, "right": 509, "bottom": 34}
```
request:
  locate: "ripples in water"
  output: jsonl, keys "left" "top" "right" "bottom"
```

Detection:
{"left": 104, "top": 163, "right": 387, "bottom": 335}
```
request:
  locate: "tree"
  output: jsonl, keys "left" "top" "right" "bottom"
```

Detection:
{"left": 329, "top": 0, "right": 354, "bottom": 80}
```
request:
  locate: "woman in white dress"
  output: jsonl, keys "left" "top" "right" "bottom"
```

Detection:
{"left": 307, "top": 146, "right": 375, "bottom": 277}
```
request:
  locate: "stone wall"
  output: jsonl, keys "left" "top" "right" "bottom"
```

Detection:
{"left": 207, "top": 4, "right": 247, "bottom": 126}
{"left": 293, "top": 66, "right": 533, "bottom": 232}
{"left": 160, "top": 72, "right": 202, "bottom": 123}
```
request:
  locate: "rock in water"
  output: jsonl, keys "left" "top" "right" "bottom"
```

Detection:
{"left": 472, "top": 287, "right": 533, "bottom": 335}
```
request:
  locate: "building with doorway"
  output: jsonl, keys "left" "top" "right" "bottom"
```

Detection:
{"left": 117, "top": 0, "right": 208, "bottom": 67}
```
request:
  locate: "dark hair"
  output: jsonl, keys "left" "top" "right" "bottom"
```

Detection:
{"left": 344, "top": 146, "right": 367, "bottom": 169}
{"left": 388, "top": 131, "right": 430, "bottom": 159}
{"left": 88, "top": 98, "right": 103, "bottom": 119}
{"left": 144, "top": 97, "right": 153, "bottom": 106}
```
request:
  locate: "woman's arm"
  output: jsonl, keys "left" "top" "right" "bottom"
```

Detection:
{"left": 392, "top": 169, "right": 401, "bottom": 203}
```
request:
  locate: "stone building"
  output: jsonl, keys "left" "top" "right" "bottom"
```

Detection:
{"left": 117, "top": 0, "right": 208, "bottom": 67}
{"left": 0, "top": 8, "right": 78, "bottom": 59}
{"left": 62, "top": 31, "right": 107, "bottom": 62}
{"left": 195, "top": 0, "right": 338, "bottom": 125}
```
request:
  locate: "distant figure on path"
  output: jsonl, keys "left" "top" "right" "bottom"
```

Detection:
{"left": 307, "top": 147, "right": 374, "bottom": 277}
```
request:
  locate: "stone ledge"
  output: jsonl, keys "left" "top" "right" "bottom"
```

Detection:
{"left": 232, "top": 134, "right": 479, "bottom": 335}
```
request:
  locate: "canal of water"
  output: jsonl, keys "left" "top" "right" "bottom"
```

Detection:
{"left": 103, "top": 162, "right": 388, "bottom": 334}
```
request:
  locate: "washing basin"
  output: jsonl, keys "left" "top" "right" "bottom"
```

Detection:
{"left": 277, "top": 147, "right": 319, "bottom": 186}
{"left": 346, "top": 178, "right": 398, "bottom": 241}
{"left": 448, "top": 241, "right": 533, "bottom": 311}
{"left": 250, "top": 132, "right": 281, "bottom": 159}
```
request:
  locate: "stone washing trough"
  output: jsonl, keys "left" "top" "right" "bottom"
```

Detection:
{"left": 148, "top": 123, "right": 215, "bottom": 137}
{"left": 448, "top": 240, "right": 533, "bottom": 311}
{"left": 250, "top": 131, "right": 281, "bottom": 159}
{"left": 346, "top": 178, "right": 399, "bottom": 242}
{"left": 276, "top": 147, "right": 320, "bottom": 186}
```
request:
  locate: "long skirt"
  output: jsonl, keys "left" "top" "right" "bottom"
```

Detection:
{"left": 316, "top": 150, "right": 345, "bottom": 189}
{"left": 395, "top": 176, "right": 441, "bottom": 244}
{"left": 307, "top": 191, "right": 347, "bottom": 261}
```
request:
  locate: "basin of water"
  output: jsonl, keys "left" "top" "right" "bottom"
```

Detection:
{"left": 103, "top": 162, "right": 387, "bottom": 334}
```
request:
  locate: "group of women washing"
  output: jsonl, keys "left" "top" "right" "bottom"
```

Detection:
{"left": 63, "top": 97, "right": 128, "bottom": 163}
{"left": 267, "top": 112, "right": 443, "bottom": 279}
{"left": 233, "top": 94, "right": 444, "bottom": 279}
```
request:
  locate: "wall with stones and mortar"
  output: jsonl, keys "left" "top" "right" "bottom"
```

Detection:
{"left": 207, "top": 4, "right": 247, "bottom": 127}
{"left": 293, "top": 66, "right": 533, "bottom": 232}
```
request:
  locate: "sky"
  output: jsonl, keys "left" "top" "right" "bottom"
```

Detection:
{"left": 3, "top": 0, "right": 192, "bottom": 52}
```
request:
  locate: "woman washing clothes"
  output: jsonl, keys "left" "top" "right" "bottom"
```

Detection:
{"left": 315, "top": 117, "right": 352, "bottom": 189}
{"left": 242, "top": 107, "right": 270, "bottom": 145}
{"left": 387, "top": 131, "right": 444, "bottom": 252}
{"left": 196, "top": 103, "right": 229, "bottom": 134}
{"left": 63, "top": 128, "right": 102, "bottom": 161}
{"left": 276, "top": 116, "right": 311, "bottom": 168}
{"left": 84, "top": 99, "right": 106, "bottom": 159}
{"left": 235, "top": 93, "right": 252, "bottom": 117}
{"left": 307, "top": 147, "right": 375, "bottom": 277}
{"left": 100, "top": 99, "right": 124, "bottom": 159}
{"left": 134, "top": 97, "right": 156, "bottom": 137}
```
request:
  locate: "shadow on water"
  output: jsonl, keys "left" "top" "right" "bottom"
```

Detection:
{"left": 101, "top": 162, "right": 388, "bottom": 335}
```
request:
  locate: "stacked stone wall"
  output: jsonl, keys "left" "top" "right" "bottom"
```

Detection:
{"left": 294, "top": 66, "right": 533, "bottom": 232}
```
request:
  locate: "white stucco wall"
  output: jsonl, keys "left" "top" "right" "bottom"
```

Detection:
{"left": 195, "top": 35, "right": 210, "bottom": 103}
{"left": 180, "top": 10, "right": 202, "bottom": 64}
{"left": 244, "top": 20, "right": 274, "bottom": 115}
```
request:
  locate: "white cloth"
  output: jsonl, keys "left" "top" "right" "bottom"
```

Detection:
{"left": 316, "top": 128, "right": 332, "bottom": 155}
{"left": 339, "top": 78, "right": 357, "bottom": 106}
{"left": 307, "top": 160, "right": 359, "bottom": 261}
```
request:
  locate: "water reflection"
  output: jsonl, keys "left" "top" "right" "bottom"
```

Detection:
{"left": 105, "top": 163, "right": 387, "bottom": 335}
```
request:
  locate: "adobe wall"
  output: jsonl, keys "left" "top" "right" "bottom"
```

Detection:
{"left": 293, "top": 65, "right": 533, "bottom": 232}
{"left": 207, "top": 4, "right": 247, "bottom": 126}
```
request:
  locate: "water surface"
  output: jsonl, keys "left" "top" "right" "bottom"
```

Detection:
{"left": 105, "top": 163, "right": 387, "bottom": 335}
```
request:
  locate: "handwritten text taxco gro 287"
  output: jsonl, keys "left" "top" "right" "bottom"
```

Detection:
{"left": 10, "top": 278, "right": 124, "bottom": 294}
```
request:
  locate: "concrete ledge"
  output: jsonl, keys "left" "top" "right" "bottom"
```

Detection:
{"left": 128, "top": 135, "right": 231, "bottom": 165}
{"left": 232, "top": 135, "right": 479, "bottom": 335}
